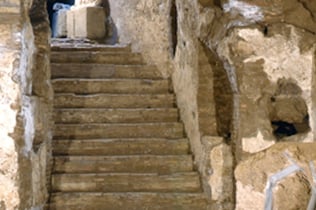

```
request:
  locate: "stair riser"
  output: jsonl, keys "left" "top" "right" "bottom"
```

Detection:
{"left": 53, "top": 123, "right": 184, "bottom": 139}
{"left": 52, "top": 79, "right": 169, "bottom": 94}
{"left": 53, "top": 139, "right": 189, "bottom": 156}
{"left": 53, "top": 109, "right": 178, "bottom": 124}
{"left": 52, "top": 174, "right": 201, "bottom": 193}
{"left": 51, "top": 52, "right": 143, "bottom": 64}
{"left": 54, "top": 94, "right": 175, "bottom": 108}
{"left": 53, "top": 156, "right": 193, "bottom": 174}
{"left": 51, "top": 64, "right": 163, "bottom": 79}
{"left": 50, "top": 193, "right": 208, "bottom": 210}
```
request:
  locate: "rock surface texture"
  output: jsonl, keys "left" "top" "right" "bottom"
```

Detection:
{"left": 107, "top": 0, "right": 316, "bottom": 209}
{"left": 48, "top": 43, "right": 209, "bottom": 210}
{"left": 0, "top": 0, "right": 52, "bottom": 209}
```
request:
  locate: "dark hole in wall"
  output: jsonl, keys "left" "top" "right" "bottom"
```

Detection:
{"left": 272, "top": 121, "right": 297, "bottom": 139}
{"left": 270, "top": 79, "right": 310, "bottom": 140}
{"left": 170, "top": 0, "right": 178, "bottom": 58}
{"left": 271, "top": 115, "right": 310, "bottom": 140}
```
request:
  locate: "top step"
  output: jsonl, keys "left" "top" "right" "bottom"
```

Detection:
{"left": 51, "top": 43, "right": 131, "bottom": 53}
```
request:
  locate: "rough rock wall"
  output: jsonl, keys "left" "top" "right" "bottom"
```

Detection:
{"left": 108, "top": 0, "right": 173, "bottom": 77}
{"left": 66, "top": 0, "right": 316, "bottom": 209}
{"left": 0, "top": 0, "right": 52, "bottom": 209}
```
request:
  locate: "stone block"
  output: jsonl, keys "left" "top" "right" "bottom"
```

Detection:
{"left": 200, "top": 136, "right": 234, "bottom": 210}
{"left": 52, "top": 10, "right": 68, "bottom": 38}
{"left": 235, "top": 143, "right": 316, "bottom": 210}
{"left": 67, "top": 6, "right": 105, "bottom": 39}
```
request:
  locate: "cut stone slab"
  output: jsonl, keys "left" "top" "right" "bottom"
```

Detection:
{"left": 53, "top": 155, "right": 194, "bottom": 174}
{"left": 52, "top": 138, "right": 189, "bottom": 155}
{"left": 51, "top": 51, "right": 144, "bottom": 64}
{"left": 52, "top": 9, "right": 68, "bottom": 38}
{"left": 51, "top": 44, "right": 131, "bottom": 52}
{"left": 67, "top": 6, "right": 105, "bottom": 39}
{"left": 52, "top": 172, "right": 201, "bottom": 193}
{"left": 49, "top": 192, "right": 208, "bottom": 210}
{"left": 52, "top": 79, "right": 170, "bottom": 94}
{"left": 53, "top": 123, "right": 184, "bottom": 139}
{"left": 51, "top": 64, "right": 163, "bottom": 79}
{"left": 54, "top": 94, "right": 176, "bottom": 108}
{"left": 53, "top": 108, "right": 179, "bottom": 123}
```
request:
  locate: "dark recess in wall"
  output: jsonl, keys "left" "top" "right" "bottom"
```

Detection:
{"left": 170, "top": 0, "right": 178, "bottom": 58}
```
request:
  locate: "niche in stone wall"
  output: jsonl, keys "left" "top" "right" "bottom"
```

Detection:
{"left": 170, "top": 0, "right": 178, "bottom": 58}
{"left": 269, "top": 78, "right": 310, "bottom": 140}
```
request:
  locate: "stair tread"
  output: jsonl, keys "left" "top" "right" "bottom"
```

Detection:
{"left": 51, "top": 44, "right": 131, "bottom": 52}
{"left": 51, "top": 63, "right": 164, "bottom": 79}
{"left": 54, "top": 108, "right": 178, "bottom": 123}
{"left": 51, "top": 51, "right": 144, "bottom": 64}
{"left": 52, "top": 78, "right": 170, "bottom": 94}
{"left": 53, "top": 122, "right": 184, "bottom": 139}
{"left": 50, "top": 192, "right": 208, "bottom": 210}
{"left": 53, "top": 155, "right": 193, "bottom": 174}
{"left": 53, "top": 138, "right": 189, "bottom": 155}
{"left": 52, "top": 172, "right": 201, "bottom": 193}
{"left": 54, "top": 93, "right": 175, "bottom": 108}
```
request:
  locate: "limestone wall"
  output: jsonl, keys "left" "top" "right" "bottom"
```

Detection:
{"left": 108, "top": 0, "right": 173, "bottom": 77}
{"left": 108, "top": 0, "right": 316, "bottom": 209}
{"left": 0, "top": 0, "right": 52, "bottom": 209}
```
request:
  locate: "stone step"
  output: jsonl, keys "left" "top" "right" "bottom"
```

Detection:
{"left": 52, "top": 79, "right": 170, "bottom": 94}
{"left": 51, "top": 64, "right": 163, "bottom": 80}
{"left": 54, "top": 94, "right": 175, "bottom": 108}
{"left": 53, "top": 123, "right": 184, "bottom": 139}
{"left": 53, "top": 108, "right": 179, "bottom": 124}
{"left": 51, "top": 44, "right": 131, "bottom": 52}
{"left": 53, "top": 138, "right": 189, "bottom": 156}
{"left": 49, "top": 192, "right": 208, "bottom": 210}
{"left": 53, "top": 155, "right": 193, "bottom": 174}
{"left": 52, "top": 173, "right": 201, "bottom": 193}
{"left": 51, "top": 51, "right": 144, "bottom": 64}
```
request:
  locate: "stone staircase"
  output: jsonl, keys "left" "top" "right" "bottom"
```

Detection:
{"left": 48, "top": 44, "right": 208, "bottom": 210}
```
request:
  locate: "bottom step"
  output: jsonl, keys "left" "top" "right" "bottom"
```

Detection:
{"left": 49, "top": 192, "right": 208, "bottom": 210}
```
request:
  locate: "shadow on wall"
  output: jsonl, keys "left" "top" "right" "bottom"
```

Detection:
{"left": 170, "top": 0, "right": 178, "bottom": 58}
{"left": 200, "top": 42, "right": 234, "bottom": 140}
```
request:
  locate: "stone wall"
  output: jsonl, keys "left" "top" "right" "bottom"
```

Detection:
{"left": 0, "top": 0, "right": 52, "bottom": 209}
{"left": 107, "top": 0, "right": 316, "bottom": 209}
{"left": 108, "top": 0, "right": 173, "bottom": 77}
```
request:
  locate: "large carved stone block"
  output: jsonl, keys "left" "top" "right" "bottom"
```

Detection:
{"left": 67, "top": 6, "right": 105, "bottom": 39}
{"left": 52, "top": 9, "right": 68, "bottom": 38}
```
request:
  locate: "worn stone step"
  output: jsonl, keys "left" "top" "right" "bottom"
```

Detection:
{"left": 51, "top": 51, "right": 144, "bottom": 64}
{"left": 54, "top": 94, "right": 175, "bottom": 108}
{"left": 49, "top": 192, "right": 208, "bottom": 210}
{"left": 54, "top": 108, "right": 179, "bottom": 124}
{"left": 53, "top": 123, "right": 184, "bottom": 139}
{"left": 52, "top": 79, "right": 170, "bottom": 94}
{"left": 52, "top": 173, "right": 201, "bottom": 193}
{"left": 53, "top": 138, "right": 189, "bottom": 156}
{"left": 51, "top": 64, "right": 163, "bottom": 79}
{"left": 51, "top": 44, "right": 131, "bottom": 52}
{"left": 53, "top": 155, "right": 193, "bottom": 174}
